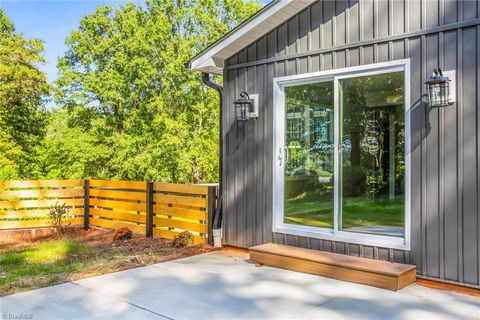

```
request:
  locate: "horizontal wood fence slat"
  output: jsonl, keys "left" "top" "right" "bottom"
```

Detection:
{"left": 0, "top": 180, "right": 83, "bottom": 189}
{"left": 153, "top": 205, "right": 207, "bottom": 220}
{"left": 152, "top": 183, "right": 209, "bottom": 195}
{"left": 90, "top": 208, "right": 146, "bottom": 224}
{"left": 89, "top": 199, "right": 146, "bottom": 212}
{"left": 152, "top": 194, "right": 207, "bottom": 208}
{"left": 0, "top": 218, "right": 83, "bottom": 229}
{"left": 90, "top": 180, "right": 146, "bottom": 190}
{"left": 0, "top": 208, "right": 84, "bottom": 219}
{"left": 152, "top": 216, "right": 207, "bottom": 234}
{"left": 0, "top": 199, "right": 84, "bottom": 210}
{"left": 0, "top": 189, "right": 84, "bottom": 199}
{"left": 89, "top": 217, "right": 146, "bottom": 234}
{"left": 89, "top": 189, "right": 145, "bottom": 201}
{"left": 0, "top": 180, "right": 217, "bottom": 243}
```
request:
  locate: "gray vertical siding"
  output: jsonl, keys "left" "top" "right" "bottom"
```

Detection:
{"left": 222, "top": 0, "right": 480, "bottom": 287}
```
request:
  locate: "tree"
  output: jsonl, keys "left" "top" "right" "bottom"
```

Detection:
{"left": 52, "top": 0, "right": 260, "bottom": 183}
{"left": 0, "top": 9, "right": 49, "bottom": 178}
{"left": 33, "top": 107, "right": 113, "bottom": 179}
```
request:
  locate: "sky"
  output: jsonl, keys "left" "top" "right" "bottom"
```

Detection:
{"left": 0, "top": 0, "right": 146, "bottom": 83}
{"left": 1, "top": 0, "right": 270, "bottom": 84}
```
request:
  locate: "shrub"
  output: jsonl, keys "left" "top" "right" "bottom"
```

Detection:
{"left": 172, "top": 231, "right": 194, "bottom": 248}
{"left": 113, "top": 227, "right": 132, "bottom": 240}
{"left": 48, "top": 202, "right": 71, "bottom": 232}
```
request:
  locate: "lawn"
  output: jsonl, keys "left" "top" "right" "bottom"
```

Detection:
{"left": 0, "top": 227, "right": 212, "bottom": 296}
{"left": 285, "top": 192, "right": 404, "bottom": 229}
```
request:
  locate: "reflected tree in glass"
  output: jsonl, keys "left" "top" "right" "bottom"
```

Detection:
{"left": 284, "top": 81, "right": 335, "bottom": 229}
{"left": 339, "top": 72, "right": 405, "bottom": 237}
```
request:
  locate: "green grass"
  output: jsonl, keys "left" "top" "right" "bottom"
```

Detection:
{"left": 0, "top": 240, "right": 90, "bottom": 294}
{"left": 285, "top": 192, "right": 404, "bottom": 229}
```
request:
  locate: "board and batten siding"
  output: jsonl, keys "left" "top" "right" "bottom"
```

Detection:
{"left": 221, "top": 0, "right": 480, "bottom": 287}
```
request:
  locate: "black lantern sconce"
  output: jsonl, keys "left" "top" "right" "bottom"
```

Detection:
{"left": 425, "top": 68, "right": 454, "bottom": 107}
{"left": 234, "top": 91, "right": 258, "bottom": 121}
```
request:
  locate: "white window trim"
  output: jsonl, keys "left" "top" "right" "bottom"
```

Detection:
{"left": 272, "top": 59, "right": 411, "bottom": 251}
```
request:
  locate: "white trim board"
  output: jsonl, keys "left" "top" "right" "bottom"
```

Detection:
{"left": 189, "top": 0, "right": 313, "bottom": 74}
{"left": 272, "top": 59, "right": 412, "bottom": 251}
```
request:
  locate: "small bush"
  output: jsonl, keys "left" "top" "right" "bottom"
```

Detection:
{"left": 172, "top": 231, "right": 194, "bottom": 248}
{"left": 48, "top": 202, "right": 71, "bottom": 232}
{"left": 113, "top": 227, "right": 133, "bottom": 240}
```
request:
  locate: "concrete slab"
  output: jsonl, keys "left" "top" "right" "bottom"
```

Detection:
{"left": 0, "top": 282, "right": 162, "bottom": 320}
{"left": 1, "top": 250, "right": 479, "bottom": 320}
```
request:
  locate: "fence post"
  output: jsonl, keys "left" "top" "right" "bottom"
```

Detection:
{"left": 84, "top": 179, "right": 90, "bottom": 230}
{"left": 146, "top": 181, "right": 154, "bottom": 237}
{"left": 207, "top": 185, "right": 217, "bottom": 245}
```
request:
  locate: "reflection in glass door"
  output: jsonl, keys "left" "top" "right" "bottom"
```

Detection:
{"left": 276, "top": 62, "right": 408, "bottom": 246}
{"left": 284, "top": 81, "right": 334, "bottom": 229}
{"left": 338, "top": 72, "right": 405, "bottom": 237}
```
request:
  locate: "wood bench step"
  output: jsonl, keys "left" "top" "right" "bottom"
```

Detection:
{"left": 250, "top": 243, "right": 416, "bottom": 291}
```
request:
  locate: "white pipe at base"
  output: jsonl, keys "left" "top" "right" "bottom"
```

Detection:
{"left": 212, "top": 228, "right": 222, "bottom": 248}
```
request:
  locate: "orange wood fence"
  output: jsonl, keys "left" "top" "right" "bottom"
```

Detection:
{"left": 152, "top": 182, "right": 210, "bottom": 244}
{"left": 88, "top": 180, "right": 148, "bottom": 235}
{"left": 0, "top": 180, "right": 217, "bottom": 244}
{"left": 0, "top": 180, "right": 85, "bottom": 229}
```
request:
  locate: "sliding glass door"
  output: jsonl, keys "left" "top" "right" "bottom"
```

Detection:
{"left": 338, "top": 71, "right": 405, "bottom": 238}
{"left": 284, "top": 82, "right": 334, "bottom": 229}
{"left": 273, "top": 60, "right": 410, "bottom": 249}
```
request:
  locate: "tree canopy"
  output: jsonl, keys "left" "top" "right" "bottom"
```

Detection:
{"left": 0, "top": 0, "right": 260, "bottom": 183}
{"left": 0, "top": 9, "right": 49, "bottom": 179}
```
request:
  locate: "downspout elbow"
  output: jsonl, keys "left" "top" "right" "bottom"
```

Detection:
{"left": 202, "top": 72, "right": 223, "bottom": 96}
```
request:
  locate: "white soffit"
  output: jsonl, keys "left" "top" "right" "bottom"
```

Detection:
{"left": 189, "top": 0, "right": 314, "bottom": 74}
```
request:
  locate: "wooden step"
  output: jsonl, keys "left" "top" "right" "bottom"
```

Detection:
{"left": 250, "top": 243, "right": 416, "bottom": 291}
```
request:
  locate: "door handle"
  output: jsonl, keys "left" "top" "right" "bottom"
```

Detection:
{"left": 278, "top": 148, "right": 282, "bottom": 166}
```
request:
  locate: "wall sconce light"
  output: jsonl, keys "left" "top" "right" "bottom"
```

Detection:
{"left": 234, "top": 91, "right": 258, "bottom": 121}
{"left": 425, "top": 68, "right": 455, "bottom": 107}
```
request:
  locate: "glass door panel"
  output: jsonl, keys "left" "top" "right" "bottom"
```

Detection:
{"left": 284, "top": 81, "right": 334, "bottom": 229}
{"left": 338, "top": 72, "right": 405, "bottom": 237}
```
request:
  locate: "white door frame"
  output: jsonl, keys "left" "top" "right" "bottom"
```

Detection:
{"left": 272, "top": 59, "right": 411, "bottom": 250}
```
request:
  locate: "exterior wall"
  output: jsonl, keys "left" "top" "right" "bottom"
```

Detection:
{"left": 222, "top": 0, "right": 480, "bottom": 287}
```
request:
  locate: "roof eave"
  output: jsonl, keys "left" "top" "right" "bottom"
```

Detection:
{"left": 187, "top": 0, "right": 312, "bottom": 74}
{"left": 190, "top": 56, "right": 225, "bottom": 75}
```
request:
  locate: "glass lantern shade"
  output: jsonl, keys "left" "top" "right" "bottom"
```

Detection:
{"left": 425, "top": 69, "right": 451, "bottom": 107}
{"left": 234, "top": 92, "right": 254, "bottom": 121}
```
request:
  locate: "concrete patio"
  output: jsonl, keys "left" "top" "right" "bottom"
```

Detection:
{"left": 1, "top": 249, "right": 478, "bottom": 320}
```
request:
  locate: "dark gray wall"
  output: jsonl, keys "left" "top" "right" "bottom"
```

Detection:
{"left": 222, "top": 0, "right": 480, "bottom": 287}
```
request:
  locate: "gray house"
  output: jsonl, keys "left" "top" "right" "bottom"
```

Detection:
{"left": 188, "top": 0, "right": 480, "bottom": 289}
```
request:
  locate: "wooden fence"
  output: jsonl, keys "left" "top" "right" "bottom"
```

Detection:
{"left": 152, "top": 182, "right": 211, "bottom": 244}
{"left": 88, "top": 180, "right": 148, "bottom": 235}
{"left": 0, "top": 180, "right": 217, "bottom": 244}
{"left": 0, "top": 180, "right": 85, "bottom": 229}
